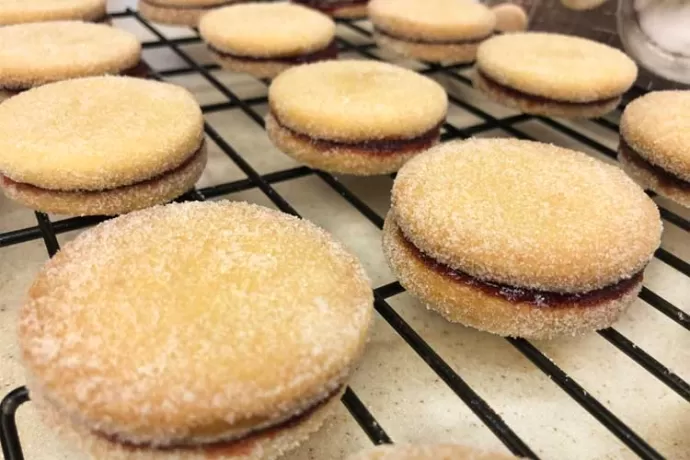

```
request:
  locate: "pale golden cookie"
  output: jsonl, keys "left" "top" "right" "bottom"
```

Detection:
{"left": 0, "top": 21, "right": 141, "bottom": 91}
{"left": 200, "top": 3, "right": 336, "bottom": 78}
{"left": 390, "top": 138, "right": 660, "bottom": 293}
{"left": 19, "top": 201, "right": 373, "bottom": 451}
{"left": 291, "top": 0, "right": 368, "bottom": 19}
{"left": 348, "top": 443, "right": 520, "bottom": 460}
{"left": 369, "top": 0, "right": 495, "bottom": 63}
{"left": 267, "top": 60, "right": 447, "bottom": 175}
{"left": 474, "top": 32, "right": 637, "bottom": 117}
{"left": 561, "top": 0, "right": 608, "bottom": 11}
{"left": 0, "top": 76, "right": 205, "bottom": 215}
{"left": 491, "top": 3, "right": 528, "bottom": 32}
{"left": 0, "top": 0, "right": 106, "bottom": 25}
{"left": 385, "top": 139, "right": 660, "bottom": 338}
{"left": 138, "top": 0, "right": 243, "bottom": 27}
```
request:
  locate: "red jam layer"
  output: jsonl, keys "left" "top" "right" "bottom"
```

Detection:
{"left": 140, "top": 0, "right": 237, "bottom": 9}
{"left": 375, "top": 27, "right": 492, "bottom": 45}
{"left": 399, "top": 227, "right": 643, "bottom": 307}
{"left": 477, "top": 70, "right": 621, "bottom": 106}
{"left": 619, "top": 139, "right": 690, "bottom": 190}
{"left": 292, "top": 0, "right": 368, "bottom": 12}
{"left": 271, "top": 111, "right": 441, "bottom": 156}
{"left": 208, "top": 40, "right": 338, "bottom": 64}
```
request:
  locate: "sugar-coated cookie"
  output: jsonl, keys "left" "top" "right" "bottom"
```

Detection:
{"left": 139, "top": 0, "right": 244, "bottom": 27}
{"left": 0, "top": 0, "right": 106, "bottom": 25}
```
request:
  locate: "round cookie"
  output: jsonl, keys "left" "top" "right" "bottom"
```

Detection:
{"left": 384, "top": 138, "right": 661, "bottom": 339}
{"left": 561, "top": 0, "right": 608, "bottom": 11}
{"left": 291, "top": 0, "right": 368, "bottom": 19}
{"left": 0, "top": 76, "right": 205, "bottom": 216}
{"left": 0, "top": 0, "right": 106, "bottom": 25}
{"left": 474, "top": 32, "right": 638, "bottom": 118}
{"left": 267, "top": 60, "right": 447, "bottom": 175}
{"left": 491, "top": 3, "right": 528, "bottom": 33}
{"left": 348, "top": 444, "right": 520, "bottom": 460}
{"left": 200, "top": 3, "right": 336, "bottom": 79}
{"left": 368, "top": 0, "right": 496, "bottom": 64}
{"left": 19, "top": 201, "right": 373, "bottom": 458}
{"left": 619, "top": 90, "right": 690, "bottom": 207}
{"left": 138, "top": 0, "right": 244, "bottom": 27}
{"left": 0, "top": 21, "right": 142, "bottom": 101}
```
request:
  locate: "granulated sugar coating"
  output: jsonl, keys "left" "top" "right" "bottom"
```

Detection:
{"left": 0, "top": 0, "right": 105, "bottom": 25}
{"left": 368, "top": 0, "right": 495, "bottom": 42}
{"left": 476, "top": 33, "right": 638, "bottom": 102}
{"left": 620, "top": 90, "right": 690, "bottom": 182}
{"left": 268, "top": 60, "right": 447, "bottom": 142}
{"left": 19, "top": 201, "right": 373, "bottom": 447}
{"left": 0, "top": 21, "right": 141, "bottom": 89}
{"left": 0, "top": 76, "right": 203, "bottom": 191}
{"left": 392, "top": 138, "right": 662, "bottom": 293}
{"left": 347, "top": 443, "right": 519, "bottom": 460}
{"left": 138, "top": 0, "right": 245, "bottom": 27}
{"left": 199, "top": 3, "right": 335, "bottom": 58}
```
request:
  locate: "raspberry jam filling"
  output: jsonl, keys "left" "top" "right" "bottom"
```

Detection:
{"left": 375, "top": 27, "right": 492, "bottom": 45}
{"left": 208, "top": 40, "right": 338, "bottom": 64}
{"left": 619, "top": 138, "right": 690, "bottom": 190}
{"left": 398, "top": 226, "right": 642, "bottom": 307}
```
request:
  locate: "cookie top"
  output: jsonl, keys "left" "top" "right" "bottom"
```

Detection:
{"left": 491, "top": 3, "right": 528, "bottom": 32}
{"left": 348, "top": 444, "right": 519, "bottom": 460}
{"left": 0, "top": 0, "right": 105, "bottom": 25}
{"left": 19, "top": 201, "right": 373, "bottom": 444}
{"left": 620, "top": 90, "right": 690, "bottom": 181}
{"left": 0, "top": 21, "right": 141, "bottom": 90}
{"left": 476, "top": 33, "right": 638, "bottom": 102}
{"left": 0, "top": 77, "right": 203, "bottom": 191}
{"left": 200, "top": 3, "right": 335, "bottom": 58}
{"left": 368, "top": 0, "right": 495, "bottom": 41}
{"left": 269, "top": 60, "right": 447, "bottom": 142}
{"left": 392, "top": 138, "right": 661, "bottom": 293}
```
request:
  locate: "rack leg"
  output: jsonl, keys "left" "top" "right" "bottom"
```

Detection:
{"left": 1, "top": 386, "right": 29, "bottom": 460}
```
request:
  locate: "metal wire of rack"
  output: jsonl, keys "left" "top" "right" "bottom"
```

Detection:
{"left": 1, "top": 7, "right": 689, "bottom": 460}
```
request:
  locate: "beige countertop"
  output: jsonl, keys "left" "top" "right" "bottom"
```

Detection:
{"left": 0, "top": 2, "right": 688, "bottom": 459}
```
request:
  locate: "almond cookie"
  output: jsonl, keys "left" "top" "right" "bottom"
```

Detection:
{"left": 474, "top": 32, "right": 637, "bottom": 118}
{"left": 267, "top": 60, "right": 447, "bottom": 175}
{"left": 0, "top": 77, "right": 206, "bottom": 216}
{"left": 369, "top": 0, "right": 496, "bottom": 64}
{"left": 0, "top": 0, "right": 106, "bottom": 25}
{"left": 384, "top": 138, "right": 661, "bottom": 339}
{"left": 19, "top": 201, "right": 373, "bottom": 459}
{"left": 138, "top": 0, "right": 245, "bottom": 27}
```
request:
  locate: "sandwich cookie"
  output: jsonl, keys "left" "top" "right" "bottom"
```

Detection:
{"left": 474, "top": 32, "right": 638, "bottom": 118}
{"left": 291, "top": 0, "right": 367, "bottom": 19}
{"left": 619, "top": 90, "right": 690, "bottom": 207}
{"left": 0, "top": 77, "right": 206, "bottom": 217}
{"left": 139, "top": 0, "right": 243, "bottom": 27}
{"left": 0, "top": 0, "right": 106, "bottom": 25}
{"left": 0, "top": 21, "right": 143, "bottom": 101}
{"left": 383, "top": 138, "right": 661, "bottom": 339}
{"left": 368, "top": 0, "right": 496, "bottom": 64}
{"left": 267, "top": 60, "right": 447, "bottom": 175}
{"left": 200, "top": 3, "right": 336, "bottom": 79}
{"left": 348, "top": 444, "right": 520, "bottom": 460}
{"left": 19, "top": 201, "right": 373, "bottom": 459}
{"left": 491, "top": 3, "right": 528, "bottom": 33}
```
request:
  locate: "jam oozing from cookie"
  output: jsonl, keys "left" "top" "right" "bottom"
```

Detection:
{"left": 140, "top": 0, "right": 238, "bottom": 9}
{"left": 0, "top": 141, "right": 205, "bottom": 193}
{"left": 398, "top": 226, "right": 642, "bottom": 307}
{"left": 619, "top": 139, "right": 690, "bottom": 190}
{"left": 271, "top": 111, "right": 442, "bottom": 156}
{"left": 208, "top": 40, "right": 338, "bottom": 64}
{"left": 477, "top": 70, "right": 621, "bottom": 106}
{"left": 375, "top": 27, "right": 493, "bottom": 45}
{"left": 292, "top": 0, "right": 368, "bottom": 12}
{"left": 93, "top": 385, "right": 343, "bottom": 453}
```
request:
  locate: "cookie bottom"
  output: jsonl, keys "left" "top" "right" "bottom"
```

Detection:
{"left": 373, "top": 31, "right": 480, "bottom": 64}
{"left": 618, "top": 145, "right": 690, "bottom": 208}
{"left": 265, "top": 113, "right": 439, "bottom": 175}
{"left": 0, "top": 144, "right": 207, "bottom": 216}
{"left": 472, "top": 70, "right": 621, "bottom": 118}
{"left": 138, "top": 0, "right": 240, "bottom": 26}
{"left": 382, "top": 214, "right": 642, "bottom": 339}
{"left": 330, "top": 3, "right": 367, "bottom": 18}
{"left": 32, "top": 387, "right": 343, "bottom": 460}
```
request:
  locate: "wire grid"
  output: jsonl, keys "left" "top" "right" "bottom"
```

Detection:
{"left": 1, "top": 8, "right": 689, "bottom": 460}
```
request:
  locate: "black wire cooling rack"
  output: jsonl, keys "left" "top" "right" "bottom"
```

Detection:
{"left": 1, "top": 7, "right": 689, "bottom": 460}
